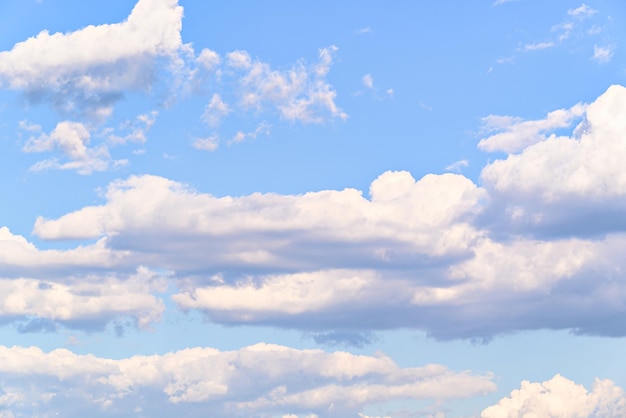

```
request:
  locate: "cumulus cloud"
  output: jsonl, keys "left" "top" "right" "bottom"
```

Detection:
{"left": 21, "top": 121, "right": 127, "bottom": 175}
{"left": 478, "top": 103, "right": 587, "bottom": 153}
{"left": 8, "top": 85, "right": 626, "bottom": 339}
{"left": 0, "top": 343, "right": 495, "bottom": 417}
{"left": 33, "top": 171, "right": 484, "bottom": 268}
{"left": 0, "top": 0, "right": 186, "bottom": 119}
{"left": 226, "top": 46, "right": 347, "bottom": 124}
{"left": 480, "top": 85, "right": 626, "bottom": 237}
{"left": 202, "top": 93, "right": 231, "bottom": 127}
{"left": 15, "top": 137, "right": 622, "bottom": 339}
{"left": 482, "top": 374, "right": 626, "bottom": 417}
{"left": 0, "top": 226, "right": 164, "bottom": 331}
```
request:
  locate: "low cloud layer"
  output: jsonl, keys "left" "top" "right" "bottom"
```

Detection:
{"left": 0, "top": 84, "right": 621, "bottom": 339}
{"left": 0, "top": 344, "right": 494, "bottom": 417}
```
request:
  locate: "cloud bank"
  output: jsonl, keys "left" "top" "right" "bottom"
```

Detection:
{"left": 0, "top": 344, "right": 494, "bottom": 417}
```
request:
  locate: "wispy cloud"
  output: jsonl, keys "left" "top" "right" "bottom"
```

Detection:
{"left": 493, "top": 0, "right": 517, "bottom": 6}
{"left": 592, "top": 44, "right": 615, "bottom": 63}
{"left": 362, "top": 74, "right": 374, "bottom": 89}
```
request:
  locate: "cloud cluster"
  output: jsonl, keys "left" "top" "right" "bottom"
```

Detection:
{"left": 22, "top": 84, "right": 626, "bottom": 341}
{"left": 498, "top": 3, "right": 613, "bottom": 65}
{"left": 193, "top": 45, "right": 347, "bottom": 149}
{"left": 482, "top": 374, "right": 626, "bottom": 417}
{"left": 0, "top": 343, "right": 495, "bottom": 417}
{"left": 1, "top": 0, "right": 346, "bottom": 165}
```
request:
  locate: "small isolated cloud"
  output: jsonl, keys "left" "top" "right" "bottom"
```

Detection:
{"left": 0, "top": 343, "right": 495, "bottom": 417}
{"left": 362, "top": 74, "right": 374, "bottom": 89}
{"left": 592, "top": 44, "right": 615, "bottom": 63}
{"left": 482, "top": 374, "right": 626, "bottom": 417}
{"left": 192, "top": 136, "right": 219, "bottom": 151}
{"left": 21, "top": 121, "right": 127, "bottom": 175}
{"left": 568, "top": 3, "right": 597, "bottom": 18}
{"left": 227, "top": 121, "right": 271, "bottom": 145}
{"left": 523, "top": 41, "right": 555, "bottom": 51}
{"left": 493, "top": 0, "right": 516, "bottom": 5}
{"left": 356, "top": 27, "right": 372, "bottom": 34}
{"left": 445, "top": 159, "right": 469, "bottom": 173}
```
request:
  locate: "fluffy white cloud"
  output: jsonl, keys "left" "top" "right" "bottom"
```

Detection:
{"left": 478, "top": 103, "right": 587, "bottom": 153}
{"left": 482, "top": 374, "right": 626, "bottom": 417}
{"left": 226, "top": 46, "right": 347, "bottom": 124}
{"left": 33, "top": 171, "right": 485, "bottom": 268}
{"left": 21, "top": 121, "right": 128, "bottom": 175}
{"left": 0, "top": 227, "right": 164, "bottom": 330}
{"left": 202, "top": 93, "right": 231, "bottom": 127}
{"left": 23, "top": 120, "right": 626, "bottom": 338}
{"left": 0, "top": 269, "right": 165, "bottom": 331}
{"left": 481, "top": 85, "right": 626, "bottom": 236}
{"left": 0, "top": 343, "right": 495, "bottom": 417}
{"left": 0, "top": 0, "right": 185, "bottom": 118}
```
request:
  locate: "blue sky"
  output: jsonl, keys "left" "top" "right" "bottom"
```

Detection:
{"left": 0, "top": 0, "right": 626, "bottom": 416}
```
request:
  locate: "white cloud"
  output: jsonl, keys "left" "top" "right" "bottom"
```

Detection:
{"left": 568, "top": 4, "right": 597, "bottom": 18}
{"left": 108, "top": 111, "right": 158, "bottom": 144}
{"left": 0, "top": 0, "right": 186, "bottom": 119}
{"left": 192, "top": 136, "right": 219, "bottom": 151}
{"left": 362, "top": 74, "right": 374, "bottom": 89}
{"left": 0, "top": 226, "right": 164, "bottom": 331}
{"left": 197, "top": 48, "right": 221, "bottom": 70}
{"left": 22, "top": 121, "right": 127, "bottom": 175}
{"left": 480, "top": 85, "right": 626, "bottom": 232}
{"left": 229, "top": 46, "right": 347, "bottom": 124}
{"left": 592, "top": 45, "right": 615, "bottom": 63}
{"left": 227, "top": 121, "right": 271, "bottom": 145}
{"left": 202, "top": 93, "right": 231, "bottom": 127}
{"left": 478, "top": 102, "right": 587, "bottom": 153}
{"left": 0, "top": 269, "right": 165, "bottom": 330}
{"left": 482, "top": 374, "right": 626, "bottom": 417}
{"left": 493, "top": 0, "right": 516, "bottom": 5}
{"left": 523, "top": 41, "right": 555, "bottom": 51}
{"left": 18, "top": 86, "right": 626, "bottom": 339}
{"left": 0, "top": 343, "right": 495, "bottom": 417}
{"left": 226, "top": 50, "right": 253, "bottom": 69}
{"left": 445, "top": 159, "right": 469, "bottom": 173}
{"left": 33, "top": 171, "right": 484, "bottom": 263}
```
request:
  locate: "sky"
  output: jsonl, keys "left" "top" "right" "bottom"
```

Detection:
{"left": 0, "top": 0, "right": 626, "bottom": 417}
